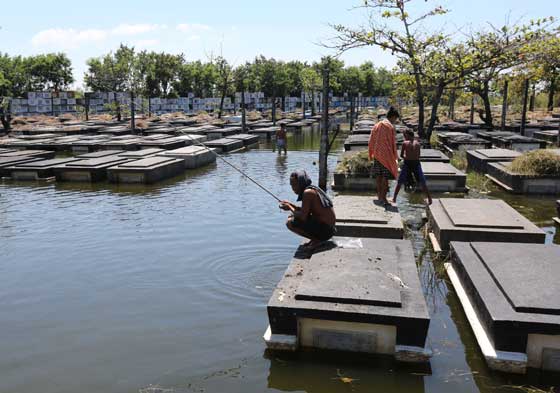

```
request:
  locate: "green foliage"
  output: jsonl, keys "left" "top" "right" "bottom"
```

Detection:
{"left": 509, "top": 150, "right": 560, "bottom": 176}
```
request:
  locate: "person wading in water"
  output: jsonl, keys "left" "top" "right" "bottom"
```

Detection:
{"left": 275, "top": 124, "right": 288, "bottom": 155}
{"left": 368, "top": 106, "right": 399, "bottom": 206}
{"left": 279, "top": 170, "right": 336, "bottom": 251}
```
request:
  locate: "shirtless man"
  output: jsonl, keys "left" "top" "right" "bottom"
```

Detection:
{"left": 276, "top": 124, "right": 287, "bottom": 154}
{"left": 392, "top": 129, "right": 432, "bottom": 205}
{"left": 279, "top": 170, "right": 336, "bottom": 249}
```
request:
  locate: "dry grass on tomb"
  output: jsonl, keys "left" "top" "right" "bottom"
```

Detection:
{"left": 509, "top": 150, "right": 560, "bottom": 176}
{"left": 336, "top": 151, "right": 372, "bottom": 174}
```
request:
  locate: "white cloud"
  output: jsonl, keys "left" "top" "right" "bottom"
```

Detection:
{"left": 31, "top": 23, "right": 165, "bottom": 49}
{"left": 186, "top": 35, "right": 201, "bottom": 41}
{"left": 111, "top": 23, "right": 162, "bottom": 36}
{"left": 176, "top": 23, "right": 211, "bottom": 33}
{"left": 31, "top": 28, "right": 108, "bottom": 49}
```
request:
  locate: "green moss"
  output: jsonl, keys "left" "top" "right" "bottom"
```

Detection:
{"left": 509, "top": 150, "right": 560, "bottom": 176}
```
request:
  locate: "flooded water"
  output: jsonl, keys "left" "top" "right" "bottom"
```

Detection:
{"left": 0, "top": 125, "right": 559, "bottom": 393}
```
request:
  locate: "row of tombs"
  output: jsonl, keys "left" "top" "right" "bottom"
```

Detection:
{"left": 263, "top": 120, "right": 560, "bottom": 375}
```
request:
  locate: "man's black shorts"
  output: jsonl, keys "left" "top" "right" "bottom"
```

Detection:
{"left": 291, "top": 216, "right": 336, "bottom": 241}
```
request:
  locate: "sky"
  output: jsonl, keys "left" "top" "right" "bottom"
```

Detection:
{"left": 1, "top": 0, "right": 558, "bottom": 89}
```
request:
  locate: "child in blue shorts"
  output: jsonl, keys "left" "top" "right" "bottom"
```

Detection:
{"left": 392, "top": 129, "right": 432, "bottom": 205}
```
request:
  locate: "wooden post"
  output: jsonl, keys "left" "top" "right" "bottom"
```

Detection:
{"left": 130, "top": 91, "right": 136, "bottom": 133}
{"left": 469, "top": 95, "right": 475, "bottom": 125}
{"left": 272, "top": 95, "right": 276, "bottom": 125}
{"left": 501, "top": 80, "right": 508, "bottom": 131}
{"left": 84, "top": 93, "right": 90, "bottom": 121}
{"left": 529, "top": 84, "right": 536, "bottom": 112}
{"left": 318, "top": 59, "right": 330, "bottom": 191}
{"left": 302, "top": 91, "right": 306, "bottom": 120}
{"left": 311, "top": 89, "right": 316, "bottom": 117}
{"left": 521, "top": 78, "right": 529, "bottom": 137}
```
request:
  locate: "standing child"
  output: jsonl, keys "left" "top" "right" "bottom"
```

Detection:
{"left": 392, "top": 129, "right": 432, "bottom": 205}
{"left": 275, "top": 124, "right": 288, "bottom": 155}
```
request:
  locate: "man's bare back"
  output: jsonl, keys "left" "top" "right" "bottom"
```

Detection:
{"left": 401, "top": 139, "right": 421, "bottom": 160}
{"left": 301, "top": 188, "right": 336, "bottom": 226}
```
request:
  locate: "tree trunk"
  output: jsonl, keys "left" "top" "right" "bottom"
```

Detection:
{"left": 130, "top": 91, "right": 136, "bottom": 133}
{"left": 0, "top": 99, "right": 11, "bottom": 132}
{"left": 85, "top": 94, "right": 90, "bottom": 121}
{"left": 449, "top": 89, "right": 456, "bottom": 121}
{"left": 349, "top": 94, "right": 355, "bottom": 131}
{"left": 302, "top": 91, "right": 306, "bottom": 120}
{"left": 470, "top": 95, "right": 475, "bottom": 125}
{"left": 116, "top": 94, "right": 122, "bottom": 122}
{"left": 548, "top": 76, "right": 556, "bottom": 112}
{"left": 148, "top": 97, "right": 152, "bottom": 117}
{"left": 241, "top": 88, "right": 246, "bottom": 132}
{"left": 501, "top": 80, "right": 508, "bottom": 131}
{"left": 426, "top": 82, "right": 445, "bottom": 139}
{"left": 557, "top": 117, "right": 560, "bottom": 147}
{"left": 529, "top": 84, "right": 536, "bottom": 112}
{"left": 414, "top": 73, "right": 425, "bottom": 138}
{"left": 281, "top": 96, "right": 286, "bottom": 112}
{"left": 218, "top": 84, "right": 227, "bottom": 119}
{"left": 271, "top": 95, "right": 276, "bottom": 125}
{"left": 480, "top": 82, "right": 493, "bottom": 129}
{"left": 311, "top": 90, "right": 316, "bottom": 116}
{"left": 520, "top": 78, "right": 529, "bottom": 136}
{"left": 318, "top": 64, "right": 330, "bottom": 191}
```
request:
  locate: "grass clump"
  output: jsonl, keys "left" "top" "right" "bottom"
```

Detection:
{"left": 509, "top": 149, "right": 560, "bottom": 176}
{"left": 336, "top": 151, "right": 372, "bottom": 174}
{"left": 429, "top": 130, "right": 439, "bottom": 147}
{"left": 450, "top": 151, "right": 467, "bottom": 171}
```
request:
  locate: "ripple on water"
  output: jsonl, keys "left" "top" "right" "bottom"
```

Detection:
{"left": 201, "top": 244, "right": 291, "bottom": 305}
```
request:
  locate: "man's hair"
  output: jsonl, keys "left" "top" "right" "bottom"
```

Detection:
{"left": 404, "top": 129, "right": 415, "bottom": 139}
{"left": 387, "top": 106, "right": 400, "bottom": 119}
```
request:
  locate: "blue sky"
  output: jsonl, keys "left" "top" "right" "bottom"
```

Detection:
{"left": 1, "top": 0, "right": 558, "bottom": 89}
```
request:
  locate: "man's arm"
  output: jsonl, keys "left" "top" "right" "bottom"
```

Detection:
{"left": 292, "top": 190, "right": 313, "bottom": 222}
{"left": 400, "top": 143, "right": 406, "bottom": 159}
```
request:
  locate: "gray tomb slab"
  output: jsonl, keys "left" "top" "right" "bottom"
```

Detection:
{"left": 449, "top": 241, "right": 560, "bottom": 372}
{"left": 204, "top": 138, "right": 244, "bottom": 153}
{"left": 157, "top": 146, "right": 216, "bottom": 169}
{"left": 0, "top": 156, "right": 43, "bottom": 176}
{"left": 54, "top": 156, "right": 132, "bottom": 182}
{"left": 428, "top": 198, "right": 545, "bottom": 249}
{"left": 118, "top": 148, "right": 164, "bottom": 158}
{"left": 333, "top": 195, "right": 403, "bottom": 238}
{"left": 228, "top": 133, "right": 260, "bottom": 146}
{"left": 421, "top": 162, "right": 467, "bottom": 192}
{"left": 420, "top": 149, "right": 450, "bottom": 162}
{"left": 108, "top": 156, "right": 185, "bottom": 184}
{"left": 486, "top": 161, "right": 560, "bottom": 194}
{"left": 7, "top": 157, "right": 81, "bottom": 180}
{"left": 466, "top": 148, "right": 522, "bottom": 173}
{"left": 75, "top": 150, "right": 122, "bottom": 159}
{"left": 0, "top": 149, "right": 55, "bottom": 159}
{"left": 266, "top": 237, "right": 430, "bottom": 360}
{"left": 295, "top": 247, "right": 402, "bottom": 307}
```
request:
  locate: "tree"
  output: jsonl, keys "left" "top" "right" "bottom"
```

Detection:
{"left": 301, "top": 67, "right": 321, "bottom": 116}
{"left": 26, "top": 53, "right": 74, "bottom": 92}
{"left": 214, "top": 56, "right": 233, "bottom": 118}
{"left": 328, "top": 0, "right": 448, "bottom": 138}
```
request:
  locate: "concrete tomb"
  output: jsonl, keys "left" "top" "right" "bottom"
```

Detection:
{"left": 227, "top": 133, "right": 260, "bottom": 146}
{"left": 344, "top": 134, "right": 370, "bottom": 151}
{"left": 0, "top": 149, "right": 55, "bottom": 160}
{"left": 54, "top": 155, "right": 132, "bottom": 182}
{"left": 492, "top": 135, "right": 547, "bottom": 152}
{"left": 442, "top": 134, "right": 492, "bottom": 152}
{"left": 265, "top": 237, "right": 431, "bottom": 362}
{"left": 421, "top": 162, "right": 467, "bottom": 192}
{"left": 7, "top": 158, "right": 81, "bottom": 180}
{"left": 205, "top": 127, "right": 242, "bottom": 140}
{"left": 333, "top": 195, "right": 404, "bottom": 239}
{"left": 466, "top": 148, "right": 522, "bottom": 173}
{"left": 157, "top": 146, "right": 216, "bottom": 169}
{"left": 107, "top": 156, "right": 185, "bottom": 184}
{"left": 427, "top": 198, "right": 545, "bottom": 250}
{"left": 486, "top": 160, "right": 560, "bottom": 195}
{"left": 75, "top": 150, "right": 122, "bottom": 159}
{"left": 204, "top": 138, "right": 244, "bottom": 153}
{"left": 0, "top": 156, "right": 42, "bottom": 176}
{"left": 248, "top": 127, "right": 278, "bottom": 139}
{"left": 419, "top": 149, "right": 450, "bottom": 163}
{"left": 137, "top": 137, "right": 185, "bottom": 150}
{"left": 534, "top": 130, "right": 559, "bottom": 143}
{"left": 174, "top": 134, "right": 207, "bottom": 146}
{"left": 99, "top": 138, "right": 141, "bottom": 151}
{"left": 446, "top": 241, "right": 560, "bottom": 373}
{"left": 117, "top": 148, "right": 164, "bottom": 159}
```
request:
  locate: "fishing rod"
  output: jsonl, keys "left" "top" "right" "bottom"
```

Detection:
{"left": 175, "top": 128, "right": 283, "bottom": 203}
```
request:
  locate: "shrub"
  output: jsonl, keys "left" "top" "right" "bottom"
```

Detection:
{"left": 509, "top": 150, "right": 560, "bottom": 176}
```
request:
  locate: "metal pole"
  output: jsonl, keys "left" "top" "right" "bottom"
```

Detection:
{"left": 318, "top": 59, "right": 330, "bottom": 191}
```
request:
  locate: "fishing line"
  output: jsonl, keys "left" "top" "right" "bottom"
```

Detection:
{"left": 176, "top": 128, "right": 283, "bottom": 203}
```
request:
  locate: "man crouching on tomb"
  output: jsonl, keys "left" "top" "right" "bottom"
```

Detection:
{"left": 280, "top": 170, "right": 336, "bottom": 250}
